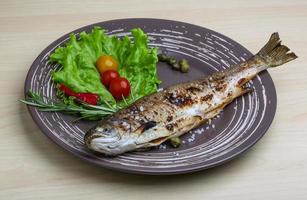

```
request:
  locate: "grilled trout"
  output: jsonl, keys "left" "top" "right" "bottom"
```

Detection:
{"left": 84, "top": 32, "right": 297, "bottom": 155}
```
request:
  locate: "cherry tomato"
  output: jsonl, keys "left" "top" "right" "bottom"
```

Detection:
{"left": 101, "top": 70, "right": 120, "bottom": 87}
{"left": 76, "top": 93, "right": 99, "bottom": 105}
{"left": 59, "top": 84, "right": 77, "bottom": 97}
{"left": 58, "top": 84, "right": 99, "bottom": 105}
{"left": 109, "top": 77, "right": 131, "bottom": 100}
{"left": 96, "top": 55, "right": 118, "bottom": 74}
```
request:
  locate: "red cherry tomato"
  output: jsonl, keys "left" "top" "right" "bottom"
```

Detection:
{"left": 101, "top": 70, "right": 120, "bottom": 87}
{"left": 59, "top": 84, "right": 77, "bottom": 97}
{"left": 76, "top": 93, "right": 99, "bottom": 105}
{"left": 109, "top": 77, "right": 131, "bottom": 100}
{"left": 58, "top": 84, "right": 99, "bottom": 105}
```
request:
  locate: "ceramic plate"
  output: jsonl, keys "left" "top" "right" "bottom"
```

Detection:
{"left": 24, "top": 18, "right": 276, "bottom": 175}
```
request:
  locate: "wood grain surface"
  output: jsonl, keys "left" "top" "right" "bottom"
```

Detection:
{"left": 0, "top": 0, "right": 306, "bottom": 199}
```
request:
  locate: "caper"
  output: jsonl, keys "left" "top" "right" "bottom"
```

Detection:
{"left": 158, "top": 54, "right": 168, "bottom": 62}
{"left": 170, "top": 137, "right": 181, "bottom": 148}
{"left": 171, "top": 62, "right": 180, "bottom": 70}
{"left": 179, "top": 59, "right": 189, "bottom": 73}
{"left": 167, "top": 57, "right": 177, "bottom": 65}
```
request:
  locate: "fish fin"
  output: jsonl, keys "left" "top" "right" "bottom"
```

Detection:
{"left": 135, "top": 121, "right": 157, "bottom": 134}
{"left": 149, "top": 137, "right": 168, "bottom": 146}
{"left": 257, "top": 32, "right": 297, "bottom": 67}
{"left": 204, "top": 106, "right": 224, "bottom": 119}
{"left": 241, "top": 86, "right": 254, "bottom": 94}
{"left": 134, "top": 147, "right": 152, "bottom": 152}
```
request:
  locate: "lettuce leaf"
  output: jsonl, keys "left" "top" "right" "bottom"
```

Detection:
{"left": 50, "top": 27, "right": 160, "bottom": 107}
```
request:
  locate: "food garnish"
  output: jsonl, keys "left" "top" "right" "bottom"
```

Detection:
{"left": 59, "top": 84, "right": 99, "bottom": 105}
{"left": 101, "top": 70, "right": 120, "bottom": 87}
{"left": 96, "top": 55, "right": 119, "bottom": 74}
{"left": 109, "top": 77, "right": 131, "bottom": 100}
{"left": 170, "top": 137, "right": 181, "bottom": 148}
{"left": 158, "top": 53, "right": 190, "bottom": 73}
{"left": 21, "top": 91, "right": 116, "bottom": 120}
{"left": 22, "top": 27, "right": 160, "bottom": 119}
{"left": 178, "top": 59, "right": 189, "bottom": 73}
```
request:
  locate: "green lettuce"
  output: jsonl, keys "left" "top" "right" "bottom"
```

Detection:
{"left": 50, "top": 26, "right": 160, "bottom": 106}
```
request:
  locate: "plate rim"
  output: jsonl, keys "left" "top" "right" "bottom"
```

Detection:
{"left": 24, "top": 18, "right": 277, "bottom": 175}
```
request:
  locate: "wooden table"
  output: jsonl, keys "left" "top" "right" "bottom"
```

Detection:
{"left": 1, "top": 0, "right": 306, "bottom": 199}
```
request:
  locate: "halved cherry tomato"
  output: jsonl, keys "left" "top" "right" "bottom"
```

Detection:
{"left": 101, "top": 70, "right": 120, "bottom": 87}
{"left": 96, "top": 55, "right": 118, "bottom": 74}
{"left": 109, "top": 77, "right": 131, "bottom": 100}
{"left": 59, "top": 84, "right": 77, "bottom": 97}
{"left": 76, "top": 93, "right": 99, "bottom": 105}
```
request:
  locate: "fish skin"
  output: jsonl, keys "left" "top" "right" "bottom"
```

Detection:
{"left": 84, "top": 32, "right": 297, "bottom": 155}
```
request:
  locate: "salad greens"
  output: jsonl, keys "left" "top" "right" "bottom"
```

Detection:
{"left": 51, "top": 27, "right": 160, "bottom": 108}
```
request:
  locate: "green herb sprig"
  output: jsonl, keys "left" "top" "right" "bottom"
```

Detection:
{"left": 20, "top": 89, "right": 140, "bottom": 121}
{"left": 20, "top": 91, "right": 118, "bottom": 121}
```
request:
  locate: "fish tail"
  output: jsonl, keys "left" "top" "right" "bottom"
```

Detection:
{"left": 257, "top": 32, "right": 297, "bottom": 67}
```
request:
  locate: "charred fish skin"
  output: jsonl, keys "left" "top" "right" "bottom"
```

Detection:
{"left": 85, "top": 32, "right": 297, "bottom": 155}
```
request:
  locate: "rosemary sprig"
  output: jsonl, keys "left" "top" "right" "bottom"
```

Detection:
{"left": 20, "top": 91, "right": 118, "bottom": 120}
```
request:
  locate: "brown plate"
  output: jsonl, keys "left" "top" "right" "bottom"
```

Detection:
{"left": 24, "top": 18, "right": 277, "bottom": 175}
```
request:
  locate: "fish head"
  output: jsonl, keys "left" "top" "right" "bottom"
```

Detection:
{"left": 84, "top": 120, "right": 137, "bottom": 155}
